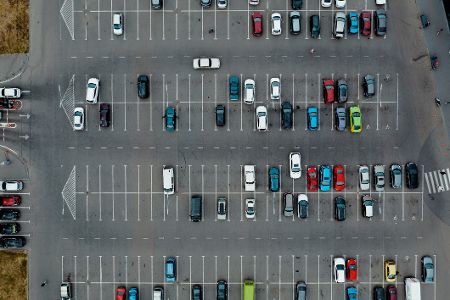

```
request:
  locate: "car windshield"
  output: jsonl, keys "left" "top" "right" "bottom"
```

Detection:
{"left": 88, "top": 83, "right": 96, "bottom": 88}
{"left": 114, "top": 24, "right": 121, "bottom": 29}
{"left": 292, "top": 164, "right": 300, "bottom": 171}
{"left": 337, "top": 265, "right": 344, "bottom": 270}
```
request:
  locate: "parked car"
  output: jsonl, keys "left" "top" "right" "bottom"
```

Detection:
{"left": 217, "top": 197, "right": 227, "bottom": 220}
{"left": 348, "top": 12, "right": 358, "bottom": 33}
{"left": 217, "top": 280, "right": 228, "bottom": 300}
{"left": 283, "top": 193, "right": 294, "bottom": 217}
{"left": 192, "top": 285, "right": 202, "bottom": 300}
{"left": 373, "top": 165, "right": 385, "bottom": 192}
{"left": 307, "top": 106, "right": 318, "bottom": 130}
{"left": 151, "top": 0, "right": 163, "bottom": 9}
{"left": 349, "top": 106, "right": 362, "bottom": 133}
{"left": 405, "top": 162, "right": 419, "bottom": 189}
{"left": 244, "top": 165, "right": 256, "bottom": 192}
{"left": 270, "top": 77, "right": 281, "bottom": 100}
{"left": 386, "top": 286, "right": 397, "bottom": 300}
{"left": 243, "top": 79, "right": 255, "bottom": 104}
{"left": 373, "top": 287, "right": 384, "bottom": 300}
{"left": 335, "top": 0, "right": 346, "bottom": 8}
{"left": 323, "top": 79, "right": 335, "bottom": 104}
{"left": 73, "top": 107, "right": 85, "bottom": 131}
{"left": 112, "top": 12, "right": 124, "bottom": 36}
{"left": 271, "top": 13, "right": 282, "bottom": 35}
{"left": 307, "top": 166, "right": 318, "bottom": 191}
{"left": 291, "top": 0, "right": 303, "bottom": 9}
{"left": 229, "top": 75, "right": 240, "bottom": 101}
{"left": 346, "top": 258, "right": 357, "bottom": 281}
{"left": 384, "top": 259, "right": 396, "bottom": 282}
{"left": 359, "top": 165, "right": 370, "bottom": 190}
{"left": 249, "top": 0, "right": 259, "bottom": 4}
{"left": 334, "top": 12, "right": 346, "bottom": 38}
{"left": 334, "top": 257, "right": 346, "bottom": 283}
{"left": 216, "top": 104, "right": 226, "bottom": 126}
{"left": 116, "top": 286, "right": 126, "bottom": 300}
{"left": 360, "top": 11, "right": 372, "bottom": 36}
{"left": 128, "top": 287, "right": 138, "bottom": 300}
{"left": 86, "top": 78, "right": 100, "bottom": 104}
{"left": 200, "top": 0, "right": 212, "bottom": 7}
{"left": 335, "top": 196, "right": 346, "bottom": 221}
{"left": 0, "top": 236, "right": 26, "bottom": 248}
{"left": 0, "top": 223, "right": 20, "bottom": 234}
{"left": 217, "top": 0, "right": 227, "bottom": 9}
{"left": 336, "top": 79, "right": 348, "bottom": 103}
{"left": 347, "top": 286, "right": 358, "bottom": 300}
{"left": 333, "top": 165, "right": 345, "bottom": 191}
{"left": 297, "top": 194, "right": 308, "bottom": 219}
{"left": 60, "top": 282, "right": 72, "bottom": 300}
{"left": 99, "top": 103, "right": 111, "bottom": 128}
{"left": 165, "top": 257, "right": 177, "bottom": 282}
{"left": 0, "top": 180, "right": 23, "bottom": 192}
{"left": 0, "top": 87, "right": 21, "bottom": 99}
{"left": 362, "top": 195, "right": 374, "bottom": 218}
{"left": 374, "top": 9, "right": 387, "bottom": 36}
{"left": 0, "top": 195, "right": 21, "bottom": 206}
{"left": 296, "top": 281, "right": 307, "bottom": 300}
{"left": 252, "top": 12, "right": 263, "bottom": 36}
{"left": 310, "top": 15, "right": 320, "bottom": 38}
{"left": 289, "top": 11, "right": 301, "bottom": 35}
{"left": 321, "top": 0, "right": 332, "bottom": 7}
{"left": 363, "top": 75, "right": 375, "bottom": 97}
{"left": 137, "top": 74, "right": 149, "bottom": 98}
{"left": 390, "top": 164, "right": 402, "bottom": 189}
{"left": 245, "top": 198, "right": 255, "bottom": 219}
{"left": 289, "top": 152, "right": 302, "bottom": 179}
{"left": 281, "top": 101, "right": 293, "bottom": 129}
{"left": 256, "top": 106, "right": 268, "bottom": 131}
{"left": 193, "top": 57, "right": 220, "bottom": 69}
{"left": 421, "top": 255, "right": 434, "bottom": 282}
{"left": 335, "top": 107, "right": 346, "bottom": 131}
{"left": 319, "top": 165, "right": 331, "bottom": 192}
{"left": 164, "top": 106, "right": 176, "bottom": 132}
{"left": 268, "top": 167, "right": 280, "bottom": 192}
{"left": 0, "top": 209, "right": 20, "bottom": 220}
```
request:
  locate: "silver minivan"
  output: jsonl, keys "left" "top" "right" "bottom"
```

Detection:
{"left": 283, "top": 193, "right": 294, "bottom": 217}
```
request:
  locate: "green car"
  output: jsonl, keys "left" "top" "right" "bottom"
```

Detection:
{"left": 229, "top": 75, "right": 240, "bottom": 101}
{"left": 349, "top": 106, "right": 362, "bottom": 133}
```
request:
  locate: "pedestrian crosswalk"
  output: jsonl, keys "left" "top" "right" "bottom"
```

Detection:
{"left": 424, "top": 168, "right": 450, "bottom": 194}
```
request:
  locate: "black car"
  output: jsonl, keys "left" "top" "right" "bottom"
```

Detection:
{"left": 310, "top": 15, "right": 320, "bottom": 38}
{"left": 99, "top": 103, "right": 111, "bottom": 127}
{"left": 363, "top": 75, "right": 375, "bottom": 97}
{"left": 374, "top": 9, "right": 387, "bottom": 36}
{"left": 373, "top": 286, "right": 385, "bottom": 300}
{"left": 0, "top": 236, "right": 26, "bottom": 248}
{"left": 334, "top": 196, "right": 346, "bottom": 221}
{"left": 137, "top": 75, "right": 149, "bottom": 99}
{"left": 192, "top": 285, "right": 202, "bottom": 300}
{"left": 291, "top": 0, "right": 303, "bottom": 9}
{"left": 217, "top": 280, "right": 228, "bottom": 300}
{"left": 336, "top": 79, "right": 348, "bottom": 103}
{"left": 0, "top": 209, "right": 20, "bottom": 221}
{"left": 289, "top": 12, "right": 301, "bottom": 35}
{"left": 405, "top": 162, "right": 419, "bottom": 189}
{"left": 200, "top": 0, "right": 212, "bottom": 7}
{"left": 0, "top": 223, "right": 20, "bottom": 235}
{"left": 151, "top": 0, "right": 163, "bottom": 9}
{"left": 215, "top": 104, "right": 226, "bottom": 127}
{"left": 281, "top": 101, "right": 293, "bottom": 129}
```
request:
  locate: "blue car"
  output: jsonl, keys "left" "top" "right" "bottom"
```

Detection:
{"left": 128, "top": 287, "right": 138, "bottom": 300}
{"left": 268, "top": 167, "right": 280, "bottom": 192}
{"left": 165, "top": 257, "right": 177, "bottom": 283}
{"left": 229, "top": 75, "right": 240, "bottom": 101}
{"left": 165, "top": 106, "right": 176, "bottom": 132}
{"left": 346, "top": 286, "right": 358, "bottom": 300}
{"left": 319, "top": 165, "right": 331, "bottom": 192}
{"left": 307, "top": 106, "right": 318, "bottom": 130}
{"left": 348, "top": 12, "right": 359, "bottom": 34}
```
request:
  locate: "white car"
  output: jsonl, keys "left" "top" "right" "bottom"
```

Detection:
{"left": 86, "top": 78, "right": 100, "bottom": 104}
{"left": 334, "top": 257, "right": 346, "bottom": 283}
{"left": 376, "top": 0, "right": 386, "bottom": 4}
{"left": 112, "top": 12, "right": 124, "bottom": 36}
{"left": 256, "top": 106, "right": 268, "bottom": 131}
{"left": 217, "top": 0, "right": 227, "bottom": 9}
{"left": 249, "top": 0, "right": 259, "bottom": 5}
{"left": 243, "top": 79, "right": 255, "bottom": 104}
{"left": 359, "top": 165, "right": 370, "bottom": 191}
{"left": 193, "top": 58, "right": 221, "bottom": 70}
{"left": 335, "top": 0, "right": 346, "bottom": 8}
{"left": 0, "top": 180, "right": 24, "bottom": 192}
{"left": 0, "top": 87, "right": 21, "bottom": 99}
{"left": 321, "top": 0, "right": 332, "bottom": 7}
{"left": 362, "top": 195, "right": 374, "bottom": 218}
{"left": 334, "top": 12, "right": 346, "bottom": 38}
{"left": 270, "top": 77, "right": 281, "bottom": 101}
{"left": 73, "top": 107, "right": 85, "bottom": 131}
{"left": 245, "top": 198, "right": 255, "bottom": 219}
{"left": 289, "top": 152, "right": 302, "bottom": 179}
{"left": 244, "top": 165, "right": 256, "bottom": 192}
{"left": 271, "top": 13, "right": 282, "bottom": 35}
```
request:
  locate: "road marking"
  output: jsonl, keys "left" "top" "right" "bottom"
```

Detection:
{"left": 188, "top": 74, "right": 192, "bottom": 131}
{"left": 150, "top": 165, "right": 153, "bottom": 221}
{"left": 98, "top": 165, "right": 102, "bottom": 221}
{"left": 123, "top": 74, "right": 127, "bottom": 131}
{"left": 137, "top": 165, "right": 141, "bottom": 221}
{"left": 124, "top": 164, "right": 128, "bottom": 221}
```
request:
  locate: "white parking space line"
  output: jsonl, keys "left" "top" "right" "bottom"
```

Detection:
{"left": 137, "top": 76, "right": 140, "bottom": 131}
{"left": 201, "top": 7, "right": 204, "bottom": 40}
{"left": 214, "top": 5, "right": 217, "bottom": 40}
{"left": 150, "top": 256, "right": 154, "bottom": 293}
{"left": 240, "top": 256, "right": 244, "bottom": 299}
{"left": 162, "top": 1, "right": 165, "bottom": 40}
{"left": 137, "top": 256, "right": 141, "bottom": 293}
{"left": 86, "top": 165, "right": 89, "bottom": 221}
{"left": 329, "top": 255, "right": 333, "bottom": 300}
{"left": 123, "top": 74, "right": 127, "bottom": 131}
{"left": 414, "top": 254, "right": 418, "bottom": 278}
{"left": 247, "top": 3, "right": 250, "bottom": 40}
{"left": 137, "top": 165, "right": 141, "bottom": 221}
{"left": 317, "top": 73, "right": 321, "bottom": 130}
{"left": 227, "top": 165, "right": 230, "bottom": 221}
{"left": 278, "top": 255, "right": 282, "bottom": 300}
{"left": 240, "top": 74, "right": 243, "bottom": 131}
{"left": 214, "top": 164, "right": 218, "bottom": 221}
{"left": 124, "top": 164, "right": 128, "bottom": 221}
{"left": 377, "top": 73, "right": 380, "bottom": 130}
{"left": 188, "top": 165, "right": 192, "bottom": 221}
{"left": 112, "top": 256, "right": 115, "bottom": 299}
{"left": 291, "top": 255, "right": 295, "bottom": 298}
{"left": 149, "top": 6, "right": 152, "bottom": 40}
{"left": 97, "top": 0, "right": 100, "bottom": 40}
{"left": 266, "top": 256, "right": 269, "bottom": 300}
{"left": 112, "top": 165, "right": 115, "bottom": 221}
{"left": 74, "top": 256, "right": 78, "bottom": 300}
{"left": 98, "top": 165, "right": 102, "bottom": 221}
{"left": 202, "top": 256, "right": 205, "bottom": 292}
{"left": 227, "top": 5, "right": 230, "bottom": 40}
{"left": 396, "top": 73, "right": 399, "bottom": 130}
{"left": 434, "top": 254, "right": 437, "bottom": 300}
{"left": 240, "top": 165, "right": 243, "bottom": 222}
{"left": 123, "top": 0, "right": 126, "bottom": 40}
{"left": 189, "top": 256, "right": 192, "bottom": 292}
{"left": 99, "top": 256, "right": 103, "bottom": 300}
{"left": 202, "top": 164, "right": 205, "bottom": 220}
{"left": 150, "top": 165, "right": 153, "bottom": 221}
{"left": 214, "top": 74, "right": 218, "bottom": 131}
{"left": 369, "top": 254, "right": 372, "bottom": 293}
{"left": 86, "top": 256, "right": 90, "bottom": 299}
{"left": 162, "top": 74, "right": 166, "bottom": 131}
{"left": 136, "top": 0, "right": 139, "bottom": 40}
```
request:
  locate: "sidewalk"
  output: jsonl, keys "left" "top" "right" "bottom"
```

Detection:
{"left": 0, "top": 54, "right": 29, "bottom": 84}
{"left": 0, "top": 145, "right": 29, "bottom": 180}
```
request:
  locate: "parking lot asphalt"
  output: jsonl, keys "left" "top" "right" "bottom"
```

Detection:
{"left": 2, "top": 0, "right": 450, "bottom": 299}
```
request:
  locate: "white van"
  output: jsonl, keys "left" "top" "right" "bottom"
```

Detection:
{"left": 405, "top": 277, "right": 421, "bottom": 300}
{"left": 163, "top": 166, "right": 174, "bottom": 195}
{"left": 153, "top": 286, "right": 164, "bottom": 300}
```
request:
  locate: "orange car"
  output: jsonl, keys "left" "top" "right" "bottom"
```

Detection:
{"left": 333, "top": 165, "right": 345, "bottom": 191}
{"left": 116, "top": 286, "right": 126, "bottom": 300}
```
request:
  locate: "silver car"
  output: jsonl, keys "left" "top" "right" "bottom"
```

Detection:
{"left": 390, "top": 164, "right": 402, "bottom": 189}
{"left": 359, "top": 165, "right": 370, "bottom": 191}
{"left": 334, "top": 12, "right": 346, "bottom": 38}
{"left": 373, "top": 164, "right": 385, "bottom": 192}
{"left": 335, "top": 107, "right": 346, "bottom": 131}
{"left": 283, "top": 193, "right": 294, "bottom": 217}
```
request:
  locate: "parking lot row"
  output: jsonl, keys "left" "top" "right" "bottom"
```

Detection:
{"left": 64, "top": 72, "right": 399, "bottom": 132}
{"left": 61, "top": 253, "right": 436, "bottom": 300}
{"left": 66, "top": 163, "right": 424, "bottom": 222}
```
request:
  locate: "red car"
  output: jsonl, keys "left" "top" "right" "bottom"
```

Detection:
{"left": 360, "top": 11, "right": 371, "bottom": 36}
{"left": 116, "top": 286, "right": 126, "bottom": 300}
{"left": 386, "top": 285, "right": 397, "bottom": 300}
{"left": 252, "top": 12, "right": 263, "bottom": 36}
{"left": 333, "top": 165, "right": 345, "bottom": 191}
{"left": 323, "top": 79, "right": 335, "bottom": 104}
{"left": 307, "top": 167, "right": 318, "bottom": 191}
{"left": 0, "top": 195, "right": 21, "bottom": 206}
{"left": 346, "top": 258, "right": 357, "bottom": 281}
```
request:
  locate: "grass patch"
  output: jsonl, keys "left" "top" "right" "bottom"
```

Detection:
{"left": 0, "top": 251, "right": 28, "bottom": 300}
{"left": 0, "top": 0, "right": 29, "bottom": 54}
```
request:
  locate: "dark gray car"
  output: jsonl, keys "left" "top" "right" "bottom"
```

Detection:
{"left": 216, "top": 104, "right": 226, "bottom": 126}
{"left": 336, "top": 79, "right": 348, "bottom": 103}
{"left": 296, "top": 281, "right": 306, "bottom": 300}
{"left": 334, "top": 196, "right": 346, "bottom": 221}
{"left": 310, "top": 15, "right": 320, "bottom": 38}
{"left": 363, "top": 75, "right": 375, "bottom": 97}
{"left": 375, "top": 9, "right": 387, "bottom": 36}
{"left": 151, "top": 0, "right": 162, "bottom": 9}
{"left": 335, "top": 107, "right": 346, "bottom": 131}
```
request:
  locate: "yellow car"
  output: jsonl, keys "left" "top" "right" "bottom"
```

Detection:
{"left": 384, "top": 259, "right": 396, "bottom": 282}
{"left": 349, "top": 106, "right": 362, "bottom": 133}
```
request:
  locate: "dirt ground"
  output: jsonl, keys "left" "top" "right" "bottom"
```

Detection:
{"left": 0, "top": 0, "right": 29, "bottom": 54}
{"left": 0, "top": 251, "right": 28, "bottom": 300}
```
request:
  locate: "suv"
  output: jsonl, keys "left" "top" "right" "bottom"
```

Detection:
{"left": 86, "top": 78, "right": 100, "bottom": 104}
{"left": 217, "top": 197, "right": 227, "bottom": 220}
{"left": 244, "top": 165, "right": 256, "bottom": 192}
{"left": 281, "top": 101, "right": 293, "bottom": 129}
{"left": 334, "top": 196, "right": 346, "bottom": 221}
{"left": 362, "top": 195, "right": 374, "bottom": 218}
{"left": 99, "top": 103, "right": 111, "bottom": 127}
{"left": 217, "top": 280, "right": 228, "bottom": 300}
{"left": 268, "top": 167, "right": 280, "bottom": 192}
{"left": 112, "top": 13, "right": 124, "bottom": 36}
{"left": 334, "top": 257, "right": 346, "bottom": 283}
{"left": 137, "top": 74, "right": 149, "bottom": 98}
{"left": 229, "top": 75, "right": 240, "bottom": 101}
{"left": 192, "top": 285, "right": 202, "bottom": 300}
{"left": 296, "top": 281, "right": 306, "bottom": 300}
{"left": 0, "top": 236, "right": 26, "bottom": 248}
{"left": 256, "top": 106, "right": 268, "bottom": 131}
{"left": 375, "top": 9, "right": 387, "bottom": 36}
{"left": 283, "top": 193, "right": 294, "bottom": 217}
{"left": 405, "top": 162, "right": 418, "bottom": 189}
{"left": 165, "top": 257, "right": 177, "bottom": 282}
{"left": 216, "top": 104, "right": 226, "bottom": 126}
{"left": 363, "top": 75, "right": 375, "bottom": 97}
{"left": 334, "top": 12, "right": 346, "bottom": 38}
{"left": 373, "top": 164, "right": 385, "bottom": 192}
{"left": 310, "top": 15, "right": 320, "bottom": 38}
{"left": 373, "top": 287, "right": 385, "bottom": 300}
{"left": 190, "top": 196, "right": 202, "bottom": 222}
{"left": 289, "top": 11, "right": 301, "bottom": 35}
{"left": 390, "top": 164, "right": 402, "bottom": 189}
{"left": 297, "top": 194, "right": 308, "bottom": 219}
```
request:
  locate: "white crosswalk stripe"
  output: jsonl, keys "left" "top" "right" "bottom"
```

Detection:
{"left": 425, "top": 168, "right": 450, "bottom": 194}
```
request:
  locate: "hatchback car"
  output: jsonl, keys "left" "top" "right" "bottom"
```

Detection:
{"left": 217, "top": 280, "right": 228, "bottom": 300}
{"left": 335, "top": 107, "right": 346, "bottom": 131}
{"left": 243, "top": 79, "right": 255, "bottom": 104}
{"left": 112, "top": 13, "right": 124, "bottom": 36}
{"left": 271, "top": 13, "right": 282, "bottom": 35}
{"left": 200, "top": 0, "right": 212, "bottom": 7}
{"left": 363, "top": 75, "right": 375, "bottom": 97}
{"left": 336, "top": 79, "right": 348, "bottom": 103}
{"left": 283, "top": 193, "right": 294, "bottom": 217}
{"left": 390, "top": 164, "right": 402, "bottom": 189}
{"left": 256, "top": 106, "right": 268, "bottom": 131}
{"left": 349, "top": 106, "right": 362, "bottom": 133}
{"left": 128, "top": 287, "right": 138, "bottom": 300}
{"left": 405, "top": 162, "right": 419, "bottom": 189}
{"left": 307, "top": 167, "right": 318, "bottom": 191}
{"left": 0, "top": 236, "right": 26, "bottom": 248}
{"left": 421, "top": 256, "right": 434, "bottom": 282}
{"left": 73, "top": 107, "right": 85, "bottom": 131}
{"left": 0, "top": 195, "right": 21, "bottom": 206}
{"left": 245, "top": 199, "right": 255, "bottom": 219}
{"left": 319, "top": 165, "right": 331, "bottom": 192}
{"left": 281, "top": 101, "right": 293, "bottom": 129}
{"left": 164, "top": 106, "right": 176, "bottom": 132}
{"left": 268, "top": 167, "right": 280, "bottom": 192}
{"left": 375, "top": 9, "right": 387, "bottom": 36}
{"left": 334, "top": 12, "right": 346, "bottom": 38}
{"left": 335, "top": 196, "right": 346, "bottom": 221}
{"left": 289, "top": 152, "right": 302, "bottom": 179}
{"left": 296, "top": 281, "right": 306, "bottom": 300}
{"left": 217, "top": 0, "right": 227, "bottom": 9}
{"left": 289, "top": 11, "right": 301, "bottom": 35}
{"left": 99, "top": 103, "right": 111, "bottom": 128}
{"left": 384, "top": 260, "right": 396, "bottom": 282}
{"left": 0, "top": 223, "right": 20, "bottom": 235}
{"left": 362, "top": 195, "right": 374, "bottom": 218}
{"left": 291, "top": 0, "right": 303, "bottom": 9}
{"left": 373, "top": 287, "right": 384, "bottom": 300}
{"left": 151, "top": 0, "right": 163, "bottom": 9}
{"left": 270, "top": 77, "right": 281, "bottom": 101}
{"left": 192, "top": 285, "right": 202, "bottom": 300}
{"left": 348, "top": 12, "right": 358, "bottom": 33}
{"left": 0, "top": 209, "right": 20, "bottom": 220}
{"left": 216, "top": 104, "right": 226, "bottom": 126}
{"left": 359, "top": 165, "right": 370, "bottom": 190}
{"left": 323, "top": 79, "right": 335, "bottom": 104}
{"left": 346, "top": 258, "right": 357, "bottom": 281}
{"left": 0, "top": 87, "right": 21, "bottom": 98}
{"left": 217, "top": 197, "right": 227, "bottom": 220}
{"left": 229, "top": 75, "right": 240, "bottom": 101}
{"left": 307, "top": 106, "right": 318, "bottom": 130}
{"left": 347, "top": 286, "right": 357, "bottom": 300}
{"left": 116, "top": 287, "right": 126, "bottom": 300}
{"left": 165, "top": 257, "right": 177, "bottom": 282}
{"left": 321, "top": 0, "right": 332, "bottom": 7}
{"left": 360, "top": 11, "right": 372, "bottom": 36}
{"left": 335, "top": 0, "right": 346, "bottom": 8}
{"left": 310, "top": 15, "right": 320, "bottom": 38}
{"left": 249, "top": 0, "right": 259, "bottom": 4}
{"left": 297, "top": 194, "right": 308, "bottom": 219}
{"left": 251, "top": 12, "right": 263, "bottom": 36}
{"left": 0, "top": 180, "right": 23, "bottom": 192}
{"left": 333, "top": 165, "right": 345, "bottom": 191}
{"left": 334, "top": 257, "right": 346, "bottom": 283}
{"left": 373, "top": 165, "right": 385, "bottom": 192}
{"left": 137, "top": 74, "right": 149, "bottom": 98}
{"left": 86, "top": 77, "right": 100, "bottom": 104}
{"left": 244, "top": 165, "right": 256, "bottom": 192}
{"left": 386, "top": 286, "right": 397, "bottom": 300}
